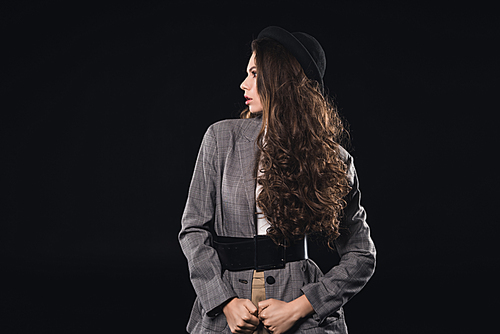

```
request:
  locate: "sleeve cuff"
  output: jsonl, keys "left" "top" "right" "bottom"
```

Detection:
{"left": 206, "top": 296, "right": 237, "bottom": 317}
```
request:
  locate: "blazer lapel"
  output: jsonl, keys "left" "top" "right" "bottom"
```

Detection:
{"left": 237, "top": 117, "right": 262, "bottom": 233}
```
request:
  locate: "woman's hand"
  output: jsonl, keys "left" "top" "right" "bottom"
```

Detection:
{"left": 222, "top": 298, "right": 260, "bottom": 334}
{"left": 258, "top": 295, "right": 314, "bottom": 334}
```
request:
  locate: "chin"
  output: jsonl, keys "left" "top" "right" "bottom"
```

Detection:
{"left": 250, "top": 107, "right": 263, "bottom": 114}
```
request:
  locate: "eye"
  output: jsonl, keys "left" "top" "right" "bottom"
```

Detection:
{"left": 251, "top": 71, "right": 257, "bottom": 78}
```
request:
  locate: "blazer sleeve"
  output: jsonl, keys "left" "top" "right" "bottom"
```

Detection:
{"left": 301, "top": 153, "right": 376, "bottom": 324}
{"left": 178, "top": 125, "right": 238, "bottom": 317}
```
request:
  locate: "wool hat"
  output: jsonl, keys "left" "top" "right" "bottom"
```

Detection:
{"left": 257, "top": 26, "right": 326, "bottom": 90}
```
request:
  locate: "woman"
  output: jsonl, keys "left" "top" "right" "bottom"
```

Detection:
{"left": 179, "top": 26, "right": 375, "bottom": 334}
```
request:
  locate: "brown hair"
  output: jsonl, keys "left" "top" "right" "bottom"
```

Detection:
{"left": 242, "top": 38, "right": 351, "bottom": 248}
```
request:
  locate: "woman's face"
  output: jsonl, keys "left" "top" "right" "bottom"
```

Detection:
{"left": 240, "top": 53, "right": 263, "bottom": 113}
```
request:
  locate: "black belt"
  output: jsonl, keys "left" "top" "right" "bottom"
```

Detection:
{"left": 214, "top": 235, "right": 308, "bottom": 271}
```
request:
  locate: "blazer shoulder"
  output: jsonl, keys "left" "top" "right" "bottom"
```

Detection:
{"left": 206, "top": 117, "right": 262, "bottom": 142}
{"left": 209, "top": 118, "right": 250, "bottom": 131}
{"left": 210, "top": 117, "right": 260, "bottom": 129}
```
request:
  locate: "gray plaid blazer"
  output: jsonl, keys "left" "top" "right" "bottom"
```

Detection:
{"left": 179, "top": 116, "right": 376, "bottom": 333}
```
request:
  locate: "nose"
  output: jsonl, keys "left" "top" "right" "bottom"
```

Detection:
{"left": 240, "top": 77, "right": 248, "bottom": 91}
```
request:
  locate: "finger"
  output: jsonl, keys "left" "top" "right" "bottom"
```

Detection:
{"left": 258, "top": 299, "right": 272, "bottom": 309}
{"left": 239, "top": 303, "right": 260, "bottom": 327}
{"left": 264, "top": 324, "right": 274, "bottom": 333}
{"left": 243, "top": 299, "right": 258, "bottom": 315}
{"left": 236, "top": 318, "right": 259, "bottom": 331}
{"left": 240, "top": 328, "right": 257, "bottom": 334}
{"left": 258, "top": 299, "right": 272, "bottom": 315}
{"left": 235, "top": 325, "right": 255, "bottom": 334}
{"left": 243, "top": 313, "right": 260, "bottom": 327}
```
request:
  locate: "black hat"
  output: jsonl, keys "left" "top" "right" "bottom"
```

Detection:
{"left": 257, "top": 26, "right": 326, "bottom": 89}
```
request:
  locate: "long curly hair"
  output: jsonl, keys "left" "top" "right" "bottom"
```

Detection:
{"left": 241, "top": 38, "right": 352, "bottom": 248}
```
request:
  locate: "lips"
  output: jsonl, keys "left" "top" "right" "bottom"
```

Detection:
{"left": 244, "top": 95, "right": 253, "bottom": 105}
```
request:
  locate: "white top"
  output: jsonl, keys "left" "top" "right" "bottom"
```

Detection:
{"left": 255, "top": 167, "right": 271, "bottom": 235}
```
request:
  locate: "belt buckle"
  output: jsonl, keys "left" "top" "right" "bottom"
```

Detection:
{"left": 254, "top": 235, "right": 286, "bottom": 270}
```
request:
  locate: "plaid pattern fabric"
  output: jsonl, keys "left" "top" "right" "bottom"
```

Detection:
{"left": 179, "top": 116, "right": 376, "bottom": 333}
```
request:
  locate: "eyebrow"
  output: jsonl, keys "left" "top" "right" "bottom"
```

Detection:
{"left": 247, "top": 66, "right": 257, "bottom": 72}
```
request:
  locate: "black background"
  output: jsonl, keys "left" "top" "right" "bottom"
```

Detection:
{"left": 2, "top": 1, "right": 497, "bottom": 333}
